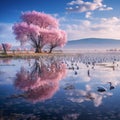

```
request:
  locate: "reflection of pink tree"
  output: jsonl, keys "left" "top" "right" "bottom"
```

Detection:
{"left": 14, "top": 59, "right": 66, "bottom": 103}
{"left": 35, "top": 61, "right": 67, "bottom": 82}
{"left": 24, "top": 82, "right": 59, "bottom": 103}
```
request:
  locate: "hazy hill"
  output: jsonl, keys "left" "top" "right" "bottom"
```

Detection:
{"left": 65, "top": 38, "right": 120, "bottom": 49}
{"left": 11, "top": 38, "right": 120, "bottom": 50}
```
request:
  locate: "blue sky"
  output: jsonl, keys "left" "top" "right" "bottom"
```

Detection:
{"left": 0, "top": 0, "right": 120, "bottom": 45}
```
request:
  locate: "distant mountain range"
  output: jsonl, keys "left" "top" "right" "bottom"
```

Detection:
{"left": 65, "top": 38, "right": 120, "bottom": 49}
{"left": 12, "top": 38, "right": 120, "bottom": 50}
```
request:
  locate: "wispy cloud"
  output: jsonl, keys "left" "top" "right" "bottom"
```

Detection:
{"left": 66, "top": 0, "right": 113, "bottom": 18}
{"left": 60, "top": 17, "right": 120, "bottom": 40}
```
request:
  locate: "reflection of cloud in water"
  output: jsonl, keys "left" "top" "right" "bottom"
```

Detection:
{"left": 68, "top": 89, "right": 113, "bottom": 107}
{"left": 63, "top": 56, "right": 120, "bottom": 107}
{"left": 81, "top": 76, "right": 91, "bottom": 82}
{"left": 92, "top": 68, "right": 120, "bottom": 87}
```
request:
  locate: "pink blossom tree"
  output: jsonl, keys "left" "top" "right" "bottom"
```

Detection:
{"left": 44, "top": 29, "right": 67, "bottom": 53}
{"left": 13, "top": 11, "right": 67, "bottom": 53}
{"left": 4, "top": 43, "right": 12, "bottom": 51}
{"left": 2, "top": 43, "right": 12, "bottom": 54}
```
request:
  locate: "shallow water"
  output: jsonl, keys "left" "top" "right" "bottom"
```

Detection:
{"left": 0, "top": 53, "right": 120, "bottom": 120}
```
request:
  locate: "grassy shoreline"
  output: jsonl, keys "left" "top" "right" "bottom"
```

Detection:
{"left": 0, "top": 52, "right": 80, "bottom": 58}
{"left": 1, "top": 50, "right": 120, "bottom": 59}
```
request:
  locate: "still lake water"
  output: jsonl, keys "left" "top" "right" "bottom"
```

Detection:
{"left": 1, "top": 53, "right": 120, "bottom": 120}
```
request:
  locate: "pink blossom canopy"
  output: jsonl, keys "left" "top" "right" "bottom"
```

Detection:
{"left": 21, "top": 11, "right": 59, "bottom": 29}
{"left": 13, "top": 10, "right": 67, "bottom": 52}
{"left": 14, "top": 61, "right": 67, "bottom": 103}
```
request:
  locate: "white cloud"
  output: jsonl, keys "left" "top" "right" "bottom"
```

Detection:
{"left": 61, "top": 17, "right": 120, "bottom": 40}
{"left": 0, "top": 23, "right": 18, "bottom": 46}
{"left": 99, "top": 7, "right": 113, "bottom": 11}
{"left": 94, "top": 0, "right": 103, "bottom": 4}
{"left": 85, "top": 12, "right": 92, "bottom": 18}
{"left": 67, "top": 0, "right": 84, "bottom": 5}
{"left": 66, "top": 0, "right": 113, "bottom": 13}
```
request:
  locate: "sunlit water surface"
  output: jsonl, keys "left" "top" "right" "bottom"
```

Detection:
{"left": 1, "top": 53, "right": 120, "bottom": 120}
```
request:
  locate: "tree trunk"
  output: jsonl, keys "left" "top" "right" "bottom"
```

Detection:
{"left": 2, "top": 43, "right": 7, "bottom": 54}
{"left": 35, "top": 47, "right": 42, "bottom": 53}
{"left": 49, "top": 46, "right": 54, "bottom": 53}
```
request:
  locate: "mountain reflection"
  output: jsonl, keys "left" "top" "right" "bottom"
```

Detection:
{"left": 13, "top": 57, "right": 67, "bottom": 103}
